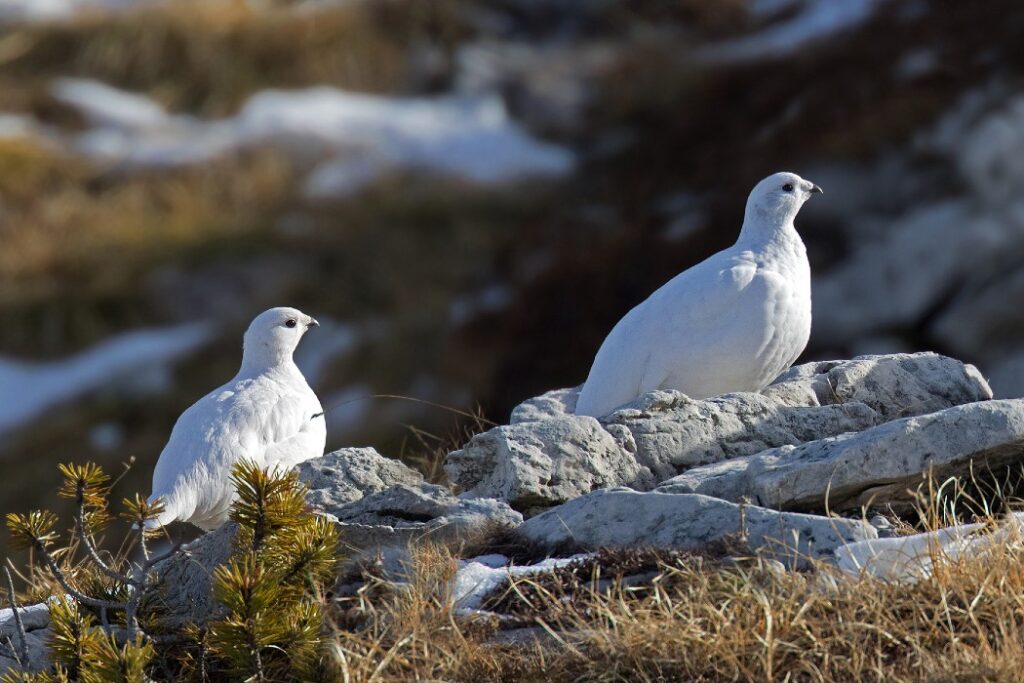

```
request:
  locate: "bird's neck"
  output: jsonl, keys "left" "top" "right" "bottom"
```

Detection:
{"left": 736, "top": 207, "right": 803, "bottom": 258}
{"left": 238, "top": 343, "right": 298, "bottom": 377}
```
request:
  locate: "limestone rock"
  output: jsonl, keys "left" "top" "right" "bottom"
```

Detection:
{"left": 150, "top": 523, "right": 238, "bottom": 627}
{"left": 515, "top": 488, "right": 877, "bottom": 567}
{"left": 509, "top": 387, "right": 577, "bottom": 424}
{"left": 297, "top": 447, "right": 424, "bottom": 513}
{"left": 450, "top": 353, "right": 991, "bottom": 512}
{"left": 446, "top": 415, "right": 645, "bottom": 510}
{"left": 332, "top": 483, "right": 522, "bottom": 550}
{"left": 764, "top": 352, "right": 992, "bottom": 418}
{"left": 603, "top": 390, "right": 878, "bottom": 483}
{"left": 659, "top": 399, "right": 1024, "bottom": 512}
{"left": 0, "top": 601, "right": 53, "bottom": 675}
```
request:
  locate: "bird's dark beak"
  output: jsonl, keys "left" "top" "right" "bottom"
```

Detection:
{"left": 307, "top": 319, "right": 320, "bottom": 328}
{"left": 809, "top": 184, "right": 823, "bottom": 195}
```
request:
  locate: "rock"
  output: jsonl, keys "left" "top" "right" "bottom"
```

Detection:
{"left": 451, "top": 353, "right": 991, "bottom": 512}
{"left": 764, "top": 352, "right": 992, "bottom": 418}
{"left": 515, "top": 489, "right": 877, "bottom": 568}
{"left": 297, "top": 447, "right": 424, "bottom": 512}
{"left": 659, "top": 399, "right": 1024, "bottom": 512}
{"left": 0, "top": 601, "right": 53, "bottom": 675}
{"left": 331, "top": 482, "right": 522, "bottom": 551}
{"left": 150, "top": 523, "right": 238, "bottom": 627}
{"left": 446, "top": 414, "right": 645, "bottom": 511}
{"left": 603, "top": 390, "right": 878, "bottom": 483}
{"left": 509, "top": 387, "right": 577, "bottom": 423}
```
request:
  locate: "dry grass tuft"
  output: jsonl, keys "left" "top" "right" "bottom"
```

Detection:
{"left": 325, "top": 519, "right": 1024, "bottom": 682}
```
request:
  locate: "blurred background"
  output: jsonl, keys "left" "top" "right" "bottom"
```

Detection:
{"left": 1, "top": 0, "right": 1023, "bottom": 555}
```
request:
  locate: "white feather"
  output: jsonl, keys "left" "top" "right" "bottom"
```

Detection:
{"left": 576, "top": 172, "right": 819, "bottom": 417}
{"left": 147, "top": 307, "right": 326, "bottom": 530}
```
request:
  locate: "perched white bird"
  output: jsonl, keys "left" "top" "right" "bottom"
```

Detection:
{"left": 147, "top": 307, "right": 325, "bottom": 530}
{"left": 575, "top": 172, "right": 821, "bottom": 418}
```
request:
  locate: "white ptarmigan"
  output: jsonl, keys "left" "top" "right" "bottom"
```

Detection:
{"left": 147, "top": 307, "right": 326, "bottom": 530}
{"left": 575, "top": 172, "right": 821, "bottom": 418}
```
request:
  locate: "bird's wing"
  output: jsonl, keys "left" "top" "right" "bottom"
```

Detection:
{"left": 576, "top": 254, "right": 758, "bottom": 417}
{"left": 637, "top": 257, "right": 761, "bottom": 393}
{"left": 259, "top": 387, "right": 326, "bottom": 471}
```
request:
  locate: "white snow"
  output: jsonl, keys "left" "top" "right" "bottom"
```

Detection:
{"left": 835, "top": 513, "right": 1024, "bottom": 583}
{"left": 452, "top": 554, "right": 590, "bottom": 612}
{"left": 0, "top": 322, "right": 212, "bottom": 437}
{"left": 0, "top": 114, "right": 45, "bottom": 140}
{"left": 0, "top": 0, "right": 160, "bottom": 23}
{"left": 52, "top": 78, "right": 170, "bottom": 130}
{"left": 54, "top": 80, "right": 575, "bottom": 197}
{"left": 697, "top": 0, "right": 887, "bottom": 63}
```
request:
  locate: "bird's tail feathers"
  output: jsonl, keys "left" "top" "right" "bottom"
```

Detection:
{"left": 137, "top": 495, "right": 179, "bottom": 531}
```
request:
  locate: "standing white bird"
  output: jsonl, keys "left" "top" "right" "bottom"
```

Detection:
{"left": 147, "top": 307, "right": 326, "bottom": 530}
{"left": 575, "top": 172, "right": 821, "bottom": 418}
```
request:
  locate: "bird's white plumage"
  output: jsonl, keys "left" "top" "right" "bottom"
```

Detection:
{"left": 576, "top": 172, "right": 820, "bottom": 418}
{"left": 147, "top": 307, "right": 326, "bottom": 530}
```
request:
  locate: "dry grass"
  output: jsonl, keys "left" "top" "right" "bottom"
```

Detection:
{"left": 0, "top": 0, "right": 468, "bottom": 118}
{"left": 0, "top": 138, "right": 296, "bottom": 296}
{"left": 325, "top": 531, "right": 1024, "bottom": 682}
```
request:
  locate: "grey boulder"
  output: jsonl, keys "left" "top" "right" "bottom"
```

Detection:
{"left": 660, "top": 399, "right": 1024, "bottom": 512}
{"left": 331, "top": 482, "right": 523, "bottom": 551}
{"left": 297, "top": 447, "right": 424, "bottom": 512}
{"left": 447, "top": 353, "right": 988, "bottom": 511}
{"left": 0, "top": 601, "right": 53, "bottom": 675}
{"left": 445, "top": 414, "right": 645, "bottom": 511}
{"left": 150, "top": 523, "right": 238, "bottom": 627}
{"left": 764, "top": 352, "right": 992, "bottom": 418}
{"left": 515, "top": 488, "right": 877, "bottom": 567}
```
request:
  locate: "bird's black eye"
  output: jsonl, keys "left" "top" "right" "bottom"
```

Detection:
{"left": 285, "top": 319, "right": 297, "bottom": 328}
{"left": 783, "top": 183, "right": 794, "bottom": 192}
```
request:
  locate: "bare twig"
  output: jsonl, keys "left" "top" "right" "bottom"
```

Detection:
{"left": 3, "top": 566, "right": 28, "bottom": 666}
{"left": 75, "top": 500, "right": 135, "bottom": 588}
{"left": 33, "top": 541, "right": 124, "bottom": 611}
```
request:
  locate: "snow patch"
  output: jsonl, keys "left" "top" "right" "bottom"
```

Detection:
{"left": 0, "top": 322, "right": 213, "bottom": 437}
{"left": 54, "top": 80, "right": 575, "bottom": 196}
{"left": 452, "top": 554, "right": 591, "bottom": 612}
{"left": 697, "top": 0, "right": 888, "bottom": 63}
{"left": 0, "top": 0, "right": 160, "bottom": 23}
{"left": 835, "top": 513, "right": 1024, "bottom": 582}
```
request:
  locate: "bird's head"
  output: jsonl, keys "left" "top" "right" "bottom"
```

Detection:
{"left": 241, "top": 306, "right": 319, "bottom": 369}
{"left": 744, "top": 171, "right": 822, "bottom": 229}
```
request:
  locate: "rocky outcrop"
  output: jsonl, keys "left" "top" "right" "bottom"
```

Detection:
{"left": 0, "top": 601, "right": 53, "bottom": 676}
{"left": 297, "top": 447, "right": 424, "bottom": 512}
{"left": 762, "top": 353, "right": 992, "bottom": 416}
{"left": 446, "top": 353, "right": 991, "bottom": 511}
{"left": 152, "top": 449, "right": 521, "bottom": 624}
{"left": 330, "top": 482, "right": 522, "bottom": 551}
{"left": 445, "top": 414, "right": 645, "bottom": 511}
{"left": 515, "top": 488, "right": 877, "bottom": 567}
{"left": 658, "top": 399, "right": 1024, "bottom": 512}
{"left": 151, "top": 523, "right": 238, "bottom": 627}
